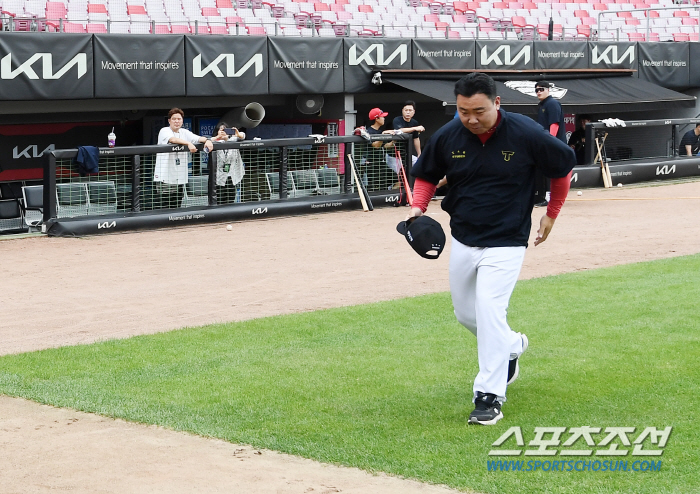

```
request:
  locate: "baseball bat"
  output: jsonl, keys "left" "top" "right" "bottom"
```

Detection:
{"left": 595, "top": 137, "right": 611, "bottom": 188}
{"left": 394, "top": 149, "right": 413, "bottom": 206}
{"left": 348, "top": 154, "right": 373, "bottom": 212}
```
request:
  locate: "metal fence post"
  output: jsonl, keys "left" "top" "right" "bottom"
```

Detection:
{"left": 132, "top": 154, "right": 141, "bottom": 212}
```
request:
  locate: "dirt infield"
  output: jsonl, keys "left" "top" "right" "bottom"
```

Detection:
{"left": 2, "top": 180, "right": 700, "bottom": 493}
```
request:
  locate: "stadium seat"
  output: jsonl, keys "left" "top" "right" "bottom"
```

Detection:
{"left": 126, "top": 5, "right": 147, "bottom": 15}
{"left": 88, "top": 4, "right": 108, "bottom": 14}
{"left": 87, "top": 22, "right": 108, "bottom": 32}
{"left": 209, "top": 24, "right": 229, "bottom": 33}
{"left": 62, "top": 21, "right": 86, "bottom": 32}
{"left": 202, "top": 6, "right": 219, "bottom": 16}
{"left": 289, "top": 170, "right": 319, "bottom": 197}
{"left": 181, "top": 176, "right": 209, "bottom": 208}
{"left": 154, "top": 23, "right": 171, "bottom": 33}
{"left": 0, "top": 199, "right": 24, "bottom": 234}
{"left": 87, "top": 181, "right": 118, "bottom": 216}
{"left": 673, "top": 33, "right": 690, "bottom": 41}
{"left": 247, "top": 24, "right": 267, "bottom": 34}
{"left": 315, "top": 168, "right": 340, "bottom": 195}
{"left": 56, "top": 183, "right": 89, "bottom": 218}
{"left": 266, "top": 172, "right": 295, "bottom": 200}
{"left": 171, "top": 23, "right": 192, "bottom": 33}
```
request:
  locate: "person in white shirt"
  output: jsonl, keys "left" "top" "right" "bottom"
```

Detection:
{"left": 153, "top": 107, "right": 213, "bottom": 209}
{"left": 211, "top": 122, "right": 246, "bottom": 204}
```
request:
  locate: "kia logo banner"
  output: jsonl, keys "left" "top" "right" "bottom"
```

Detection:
{"left": 588, "top": 42, "right": 636, "bottom": 70}
{"left": 0, "top": 33, "right": 93, "bottom": 100}
{"left": 185, "top": 36, "right": 268, "bottom": 96}
{"left": 0, "top": 35, "right": 697, "bottom": 101}
{"left": 93, "top": 34, "right": 185, "bottom": 98}
{"left": 476, "top": 41, "right": 534, "bottom": 70}
{"left": 268, "top": 37, "right": 343, "bottom": 94}
{"left": 344, "top": 39, "right": 411, "bottom": 93}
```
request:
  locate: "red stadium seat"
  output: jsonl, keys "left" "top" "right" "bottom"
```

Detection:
{"left": 154, "top": 24, "right": 170, "bottom": 33}
{"left": 226, "top": 15, "right": 244, "bottom": 24}
{"left": 314, "top": 2, "right": 330, "bottom": 11}
{"left": 209, "top": 25, "right": 229, "bottom": 34}
{"left": 592, "top": 4, "right": 608, "bottom": 11}
{"left": 126, "top": 5, "right": 147, "bottom": 16}
{"left": 330, "top": 3, "right": 345, "bottom": 12}
{"left": 492, "top": 2, "right": 507, "bottom": 8}
{"left": 447, "top": 30, "right": 460, "bottom": 38}
{"left": 424, "top": 13, "right": 439, "bottom": 22}
{"left": 63, "top": 22, "right": 86, "bottom": 32}
{"left": 625, "top": 18, "right": 640, "bottom": 25}
{"left": 576, "top": 25, "right": 590, "bottom": 37}
{"left": 453, "top": 1, "right": 468, "bottom": 13}
{"left": 88, "top": 4, "right": 108, "bottom": 14}
{"left": 673, "top": 10, "right": 689, "bottom": 17}
{"left": 627, "top": 32, "right": 645, "bottom": 41}
{"left": 216, "top": 0, "right": 233, "bottom": 7}
{"left": 87, "top": 23, "right": 108, "bottom": 32}
{"left": 171, "top": 24, "right": 192, "bottom": 33}
{"left": 202, "top": 7, "right": 219, "bottom": 16}
{"left": 682, "top": 17, "right": 698, "bottom": 26}
{"left": 522, "top": 1, "right": 537, "bottom": 9}
{"left": 246, "top": 25, "right": 267, "bottom": 35}
{"left": 673, "top": 33, "right": 690, "bottom": 41}
{"left": 690, "top": 33, "right": 699, "bottom": 42}
{"left": 357, "top": 4, "right": 373, "bottom": 13}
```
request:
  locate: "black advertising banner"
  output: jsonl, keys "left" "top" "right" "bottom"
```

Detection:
{"left": 0, "top": 33, "right": 93, "bottom": 100}
{"left": 94, "top": 35, "right": 185, "bottom": 98}
{"left": 0, "top": 121, "right": 141, "bottom": 181}
{"left": 690, "top": 43, "right": 700, "bottom": 87}
{"left": 637, "top": 42, "right": 689, "bottom": 88}
{"left": 411, "top": 39, "right": 476, "bottom": 70}
{"left": 534, "top": 41, "right": 588, "bottom": 70}
{"left": 268, "top": 37, "right": 343, "bottom": 94}
{"left": 476, "top": 41, "right": 533, "bottom": 70}
{"left": 588, "top": 42, "right": 636, "bottom": 70}
{"left": 185, "top": 36, "right": 268, "bottom": 96}
{"left": 344, "top": 38, "right": 411, "bottom": 93}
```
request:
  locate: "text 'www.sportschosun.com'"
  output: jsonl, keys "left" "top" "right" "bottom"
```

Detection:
{"left": 487, "top": 459, "right": 662, "bottom": 473}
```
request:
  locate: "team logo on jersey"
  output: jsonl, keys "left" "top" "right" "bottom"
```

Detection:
{"left": 452, "top": 150, "right": 466, "bottom": 159}
{"left": 502, "top": 151, "right": 515, "bottom": 161}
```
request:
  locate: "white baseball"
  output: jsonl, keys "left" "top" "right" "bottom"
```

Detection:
{"left": 617, "top": 183, "right": 623, "bottom": 187}
{"left": 226, "top": 224, "right": 233, "bottom": 231}
{"left": 577, "top": 191, "right": 582, "bottom": 196}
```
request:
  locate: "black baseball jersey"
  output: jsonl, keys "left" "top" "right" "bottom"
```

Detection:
{"left": 393, "top": 116, "right": 420, "bottom": 139}
{"left": 412, "top": 109, "right": 576, "bottom": 248}
{"left": 679, "top": 128, "right": 700, "bottom": 156}
{"left": 537, "top": 95, "right": 567, "bottom": 144}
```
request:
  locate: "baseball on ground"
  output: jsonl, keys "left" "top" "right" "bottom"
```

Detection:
{"left": 226, "top": 224, "right": 233, "bottom": 231}
{"left": 577, "top": 191, "right": 582, "bottom": 196}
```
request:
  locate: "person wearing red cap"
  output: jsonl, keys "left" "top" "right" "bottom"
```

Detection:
{"left": 362, "top": 107, "right": 396, "bottom": 190}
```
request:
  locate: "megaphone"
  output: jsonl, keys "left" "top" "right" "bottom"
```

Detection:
{"left": 220, "top": 102, "right": 265, "bottom": 129}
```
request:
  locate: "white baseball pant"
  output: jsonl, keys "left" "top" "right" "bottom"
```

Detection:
{"left": 449, "top": 238, "right": 527, "bottom": 403}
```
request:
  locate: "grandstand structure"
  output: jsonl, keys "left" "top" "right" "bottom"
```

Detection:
{"left": 1, "top": 0, "right": 699, "bottom": 41}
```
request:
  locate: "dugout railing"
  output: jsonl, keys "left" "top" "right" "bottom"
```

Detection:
{"left": 43, "top": 133, "right": 412, "bottom": 237}
{"left": 572, "top": 117, "right": 700, "bottom": 188}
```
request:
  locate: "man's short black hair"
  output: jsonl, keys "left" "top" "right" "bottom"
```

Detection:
{"left": 454, "top": 73, "right": 497, "bottom": 102}
{"left": 403, "top": 100, "right": 416, "bottom": 110}
{"left": 695, "top": 122, "right": 700, "bottom": 128}
{"left": 535, "top": 80, "right": 551, "bottom": 89}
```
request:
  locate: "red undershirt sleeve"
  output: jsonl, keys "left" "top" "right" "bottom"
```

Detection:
{"left": 412, "top": 177, "right": 437, "bottom": 213}
{"left": 546, "top": 172, "right": 571, "bottom": 219}
{"left": 549, "top": 123, "right": 559, "bottom": 137}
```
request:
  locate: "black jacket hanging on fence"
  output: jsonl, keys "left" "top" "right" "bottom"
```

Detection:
{"left": 75, "top": 146, "right": 100, "bottom": 176}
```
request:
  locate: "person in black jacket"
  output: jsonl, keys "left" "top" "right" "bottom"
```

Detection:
{"left": 407, "top": 73, "right": 576, "bottom": 425}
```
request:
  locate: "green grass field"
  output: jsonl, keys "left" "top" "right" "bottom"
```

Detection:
{"left": 1, "top": 254, "right": 699, "bottom": 494}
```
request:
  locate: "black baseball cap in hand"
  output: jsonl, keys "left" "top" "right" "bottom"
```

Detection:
{"left": 396, "top": 216, "right": 446, "bottom": 259}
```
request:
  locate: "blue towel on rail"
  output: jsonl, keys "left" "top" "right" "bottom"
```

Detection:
{"left": 76, "top": 146, "right": 100, "bottom": 176}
